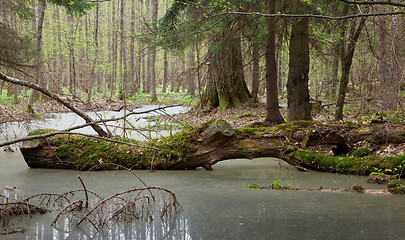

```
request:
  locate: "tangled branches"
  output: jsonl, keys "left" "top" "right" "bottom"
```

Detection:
{"left": 1, "top": 165, "right": 181, "bottom": 234}
{"left": 52, "top": 186, "right": 180, "bottom": 231}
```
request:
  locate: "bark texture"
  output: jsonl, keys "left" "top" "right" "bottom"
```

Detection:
{"left": 265, "top": 0, "right": 285, "bottom": 124}
{"left": 201, "top": 28, "right": 251, "bottom": 112}
{"left": 287, "top": 17, "right": 312, "bottom": 121}
{"left": 335, "top": 13, "right": 366, "bottom": 120}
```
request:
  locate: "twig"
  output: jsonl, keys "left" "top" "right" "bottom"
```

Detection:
{"left": 76, "top": 186, "right": 179, "bottom": 227}
{"left": 86, "top": 163, "right": 150, "bottom": 192}
{"left": 24, "top": 193, "right": 71, "bottom": 205}
{"left": 77, "top": 176, "right": 89, "bottom": 209}
{"left": 51, "top": 199, "right": 83, "bottom": 227}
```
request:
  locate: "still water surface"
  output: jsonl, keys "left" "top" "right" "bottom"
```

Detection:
{"left": 1, "top": 106, "right": 405, "bottom": 239}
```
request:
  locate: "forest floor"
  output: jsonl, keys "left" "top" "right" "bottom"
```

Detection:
{"left": 1, "top": 92, "right": 404, "bottom": 127}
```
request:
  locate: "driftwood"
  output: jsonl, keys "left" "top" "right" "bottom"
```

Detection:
{"left": 19, "top": 119, "right": 405, "bottom": 173}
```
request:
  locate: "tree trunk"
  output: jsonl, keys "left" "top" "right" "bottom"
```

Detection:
{"left": 55, "top": 6, "right": 65, "bottom": 89}
{"left": 118, "top": 0, "right": 129, "bottom": 100}
{"left": 150, "top": 0, "right": 158, "bottom": 102}
{"left": 187, "top": 47, "right": 196, "bottom": 96}
{"left": 90, "top": 3, "right": 100, "bottom": 102}
{"left": 68, "top": 14, "right": 77, "bottom": 96}
{"left": 28, "top": 0, "right": 46, "bottom": 114}
{"left": 129, "top": 0, "right": 137, "bottom": 94}
{"left": 251, "top": 40, "right": 259, "bottom": 103}
{"left": 162, "top": 50, "right": 168, "bottom": 93}
{"left": 111, "top": 2, "right": 118, "bottom": 98}
{"left": 265, "top": 0, "right": 285, "bottom": 124}
{"left": 287, "top": 17, "right": 312, "bottom": 121}
{"left": 335, "top": 16, "right": 366, "bottom": 120}
{"left": 201, "top": 30, "right": 251, "bottom": 112}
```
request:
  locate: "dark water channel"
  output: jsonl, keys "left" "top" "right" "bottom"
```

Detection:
{"left": 1, "top": 107, "right": 405, "bottom": 239}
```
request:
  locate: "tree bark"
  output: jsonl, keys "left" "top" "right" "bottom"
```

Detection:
{"left": 201, "top": 29, "right": 251, "bottom": 112}
{"left": 150, "top": 0, "right": 158, "bottom": 102}
{"left": 118, "top": 0, "right": 129, "bottom": 100}
{"left": 265, "top": 0, "right": 285, "bottom": 124}
{"left": 334, "top": 15, "right": 366, "bottom": 120}
{"left": 129, "top": 0, "right": 137, "bottom": 94}
{"left": 187, "top": 47, "right": 196, "bottom": 96}
{"left": 287, "top": 17, "right": 312, "bottom": 121}
{"left": 28, "top": 0, "right": 46, "bottom": 114}
{"left": 251, "top": 39, "right": 259, "bottom": 103}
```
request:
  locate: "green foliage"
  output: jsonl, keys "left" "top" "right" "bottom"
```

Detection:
{"left": 246, "top": 183, "right": 262, "bottom": 189}
{"left": 7, "top": 0, "right": 34, "bottom": 19}
{"left": 159, "top": 0, "right": 195, "bottom": 32}
{"left": 387, "top": 179, "right": 405, "bottom": 195}
{"left": 350, "top": 184, "right": 364, "bottom": 193}
{"left": 47, "top": 0, "right": 93, "bottom": 16}
{"left": 367, "top": 172, "right": 399, "bottom": 184}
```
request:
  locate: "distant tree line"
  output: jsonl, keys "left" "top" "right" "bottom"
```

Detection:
{"left": 0, "top": 0, "right": 404, "bottom": 122}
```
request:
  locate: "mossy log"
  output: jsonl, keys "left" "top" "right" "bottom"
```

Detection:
{"left": 20, "top": 120, "right": 405, "bottom": 174}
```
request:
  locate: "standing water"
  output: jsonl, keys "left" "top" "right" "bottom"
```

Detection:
{"left": 1, "top": 106, "right": 405, "bottom": 239}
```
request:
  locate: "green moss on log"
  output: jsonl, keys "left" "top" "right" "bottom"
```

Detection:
{"left": 27, "top": 129, "right": 57, "bottom": 136}
{"left": 25, "top": 121, "right": 212, "bottom": 170}
{"left": 290, "top": 150, "right": 405, "bottom": 175}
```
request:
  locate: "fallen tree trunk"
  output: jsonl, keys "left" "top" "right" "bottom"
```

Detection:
{"left": 20, "top": 120, "right": 405, "bottom": 175}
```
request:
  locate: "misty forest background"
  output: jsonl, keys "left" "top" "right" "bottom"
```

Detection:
{"left": 0, "top": 0, "right": 404, "bottom": 123}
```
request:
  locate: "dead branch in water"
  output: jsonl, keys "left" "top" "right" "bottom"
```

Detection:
{"left": 0, "top": 164, "right": 181, "bottom": 233}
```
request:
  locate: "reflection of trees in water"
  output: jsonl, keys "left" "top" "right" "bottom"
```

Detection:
{"left": 24, "top": 213, "right": 195, "bottom": 240}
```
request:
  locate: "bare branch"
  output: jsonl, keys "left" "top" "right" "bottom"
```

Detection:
{"left": 77, "top": 176, "right": 89, "bottom": 208}
{"left": 338, "top": 0, "right": 405, "bottom": 8}
{"left": 219, "top": 11, "right": 405, "bottom": 20}
{"left": 0, "top": 71, "right": 108, "bottom": 137}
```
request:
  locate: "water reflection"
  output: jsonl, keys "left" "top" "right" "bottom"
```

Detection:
{"left": 20, "top": 213, "right": 194, "bottom": 240}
